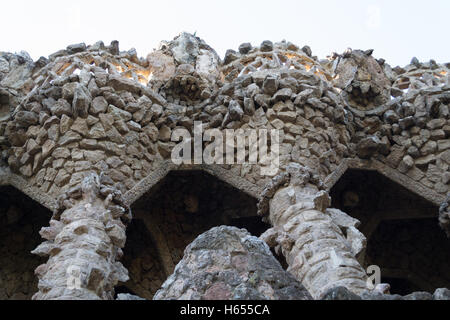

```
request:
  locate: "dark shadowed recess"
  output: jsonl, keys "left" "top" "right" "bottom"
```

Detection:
{"left": 0, "top": 186, "right": 52, "bottom": 300}
{"left": 331, "top": 169, "right": 450, "bottom": 295}
{"left": 117, "top": 170, "right": 270, "bottom": 299}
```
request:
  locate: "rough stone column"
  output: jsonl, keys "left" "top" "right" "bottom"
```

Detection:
{"left": 439, "top": 194, "right": 450, "bottom": 238}
{"left": 260, "top": 164, "right": 368, "bottom": 299}
{"left": 31, "top": 173, "right": 131, "bottom": 300}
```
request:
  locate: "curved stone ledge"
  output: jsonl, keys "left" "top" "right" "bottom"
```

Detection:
{"left": 0, "top": 168, "right": 56, "bottom": 211}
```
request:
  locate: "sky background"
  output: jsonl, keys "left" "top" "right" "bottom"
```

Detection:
{"left": 1, "top": 0, "right": 449, "bottom": 67}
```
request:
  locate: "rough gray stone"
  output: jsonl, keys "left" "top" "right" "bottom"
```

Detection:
{"left": 228, "top": 100, "right": 244, "bottom": 121}
{"left": 116, "top": 293, "right": 146, "bottom": 300}
{"left": 262, "top": 76, "right": 278, "bottom": 96}
{"left": 433, "top": 288, "right": 450, "bottom": 300}
{"left": 321, "top": 287, "right": 362, "bottom": 300}
{"left": 153, "top": 226, "right": 312, "bottom": 300}
{"left": 356, "top": 136, "right": 380, "bottom": 158}
{"left": 66, "top": 43, "right": 86, "bottom": 54}
{"left": 72, "top": 84, "right": 91, "bottom": 118}
{"left": 238, "top": 43, "right": 252, "bottom": 54}
{"left": 260, "top": 40, "right": 273, "bottom": 52}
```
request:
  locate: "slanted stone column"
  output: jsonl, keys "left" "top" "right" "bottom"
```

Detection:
{"left": 439, "top": 195, "right": 450, "bottom": 238}
{"left": 260, "top": 164, "right": 368, "bottom": 299}
{"left": 31, "top": 173, "right": 131, "bottom": 300}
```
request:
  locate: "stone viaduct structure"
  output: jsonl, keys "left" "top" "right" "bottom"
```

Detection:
{"left": 0, "top": 33, "right": 448, "bottom": 300}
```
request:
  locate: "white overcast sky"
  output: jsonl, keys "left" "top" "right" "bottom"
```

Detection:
{"left": 1, "top": 0, "right": 449, "bottom": 67}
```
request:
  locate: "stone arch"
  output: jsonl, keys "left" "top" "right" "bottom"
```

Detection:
{"left": 123, "top": 161, "right": 263, "bottom": 207}
{"left": 0, "top": 170, "right": 57, "bottom": 211}
{"left": 330, "top": 167, "right": 450, "bottom": 294}
{"left": 119, "top": 166, "right": 268, "bottom": 299}
{"left": 0, "top": 185, "right": 52, "bottom": 299}
{"left": 325, "top": 158, "right": 446, "bottom": 206}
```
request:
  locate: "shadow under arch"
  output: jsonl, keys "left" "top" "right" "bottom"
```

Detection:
{"left": 119, "top": 169, "right": 269, "bottom": 299}
{"left": 330, "top": 168, "right": 450, "bottom": 294}
{"left": 0, "top": 185, "right": 52, "bottom": 300}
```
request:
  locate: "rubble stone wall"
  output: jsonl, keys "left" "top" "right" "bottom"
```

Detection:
{"left": 0, "top": 33, "right": 448, "bottom": 300}
{"left": 1, "top": 34, "right": 448, "bottom": 204}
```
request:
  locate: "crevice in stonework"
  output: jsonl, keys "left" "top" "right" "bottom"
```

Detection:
{"left": 118, "top": 218, "right": 167, "bottom": 300}
{"left": 0, "top": 92, "right": 10, "bottom": 122}
{"left": 270, "top": 247, "right": 288, "bottom": 270}
{"left": 228, "top": 216, "right": 270, "bottom": 237}
{"left": 120, "top": 170, "right": 265, "bottom": 299}
{"left": 0, "top": 186, "right": 51, "bottom": 299}
{"left": 330, "top": 169, "right": 450, "bottom": 294}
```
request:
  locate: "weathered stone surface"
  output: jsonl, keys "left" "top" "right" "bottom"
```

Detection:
{"left": 398, "top": 155, "right": 414, "bottom": 173}
{"left": 108, "top": 104, "right": 132, "bottom": 122}
{"left": 147, "top": 52, "right": 176, "bottom": 81}
{"left": 228, "top": 100, "right": 244, "bottom": 121}
{"left": 90, "top": 96, "right": 108, "bottom": 115}
{"left": 72, "top": 84, "right": 91, "bottom": 118}
{"left": 260, "top": 40, "right": 273, "bottom": 52}
{"left": 154, "top": 226, "right": 312, "bottom": 300}
{"left": 67, "top": 43, "right": 86, "bottom": 54}
{"left": 59, "top": 131, "right": 82, "bottom": 146}
{"left": 0, "top": 33, "right": 449, "bottom": 301}
{"left": 238, "top": 42, "right": 252, "bottom": 54}
{"left": 224, "top": 49, "right": 239, "bottom": 65}
{"left": 439, "top": 195, "right": 450, "bottom": 237}
{"left": 50, "top": 99, "right": 72, "bottom": 117}
{"left": 15, "top": 111, "right": 38, "bottom": 126}
{"left": 62, "top": 82, "right": 77, "bottom": 100}
{"left": 262, "top": 76, "right": 278, "bottom": 96}
{"left": 262, "top": 164, "right": 368, "bottom": 299}
{"left": 31, "top": 173, "right": 130, "bottom": 300}
{"left": 70, "top": 117, "right": 89, "bottom": 136}
{"left": 116, "top": 293, "right": 146, "bottom": 300}
{"left": 357, "top": 136, "right": 380, "bottom": 158}
{"left": 332, "top": 49, "right": 391, "bottom": 110}
{"left": 170, "top": 32, "right": 200, "bottom": 65}
{"left": 273, "top": 88, "right": 292, "bottom": 102}
{"left": 326, "top": 287, "right": 450, "bottom": 300}
{"left": 42, "top": 140, "right": 56, "bottom": 158}
{"left": 321, "top": 286, "right": 362, "bottom": 300}
{"left": 433, "top": 288, "right": 450, "bottom": 300}
{"left": 108, "top": 74, "right": 142, "bottom": 94}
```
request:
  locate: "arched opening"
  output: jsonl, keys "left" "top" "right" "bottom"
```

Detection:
{"left": 0, "top": 186, "right": 52, "bottom": 300}
{"left": 117, "top": 219, "right": 167, "bottom": 299}
{"left": 368, "top": 218, "right": 449, "bottom": 294}
{"left": 119, "top": 170, "right": 267, "bottom": 299}
{"left": 330, "top": 168, "right": 450, "bottom": 294}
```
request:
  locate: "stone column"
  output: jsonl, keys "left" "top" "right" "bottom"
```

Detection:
{"left": 260, "top": 164, "right": 368, "bottom": 299}
{"left": 31, "top": 173, "right": 131, "bottom": 300}
{"left": 439, "top": 195, "right": 450, "bottom": 238}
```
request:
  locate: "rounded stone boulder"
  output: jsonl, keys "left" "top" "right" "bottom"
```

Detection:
{"left": 153, "top": 226, "right": 312, "bottom": 300}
